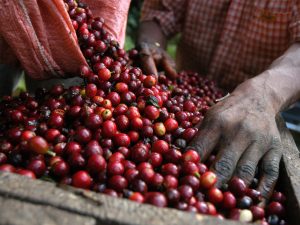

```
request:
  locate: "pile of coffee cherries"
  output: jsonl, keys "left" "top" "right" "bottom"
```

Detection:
{"left": 0, "top": 1, "right": 287, "bottom": 224}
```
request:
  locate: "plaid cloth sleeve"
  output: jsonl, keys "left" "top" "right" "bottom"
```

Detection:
{"left": 140, "top": 0, "right": 187, "bottom": 38}
{"left": 290, "top": 1, "right": 300, "bottom": 42}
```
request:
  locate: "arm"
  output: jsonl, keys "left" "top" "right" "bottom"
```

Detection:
{"left": 252, "top": 43, "right": 300, "bottom": 111}
{"left": 136, "top": 21, "right": 177, "bottom": 78}
{"left": 189, "top": 43, "right": 300, "bottom": 199}
{"left": 135, "top": 0, "right": 186, "bottom": 78}
{"left": 137, "top": 21, "right": 168, "bottom": 49}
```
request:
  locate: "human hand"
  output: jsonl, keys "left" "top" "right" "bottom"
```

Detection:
{"left": 137, "top": 42, "right": 177, "bottom": 79}
{"left": 188, "top": 79, "right": 283, "bottom": 199}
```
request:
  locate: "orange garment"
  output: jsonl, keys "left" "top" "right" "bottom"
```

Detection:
{"left": 0, "top": 0, "right": 131, "bottom": 80}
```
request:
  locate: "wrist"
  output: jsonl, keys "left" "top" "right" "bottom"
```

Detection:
{"left": 233, "top": 75, "right": 282, "bottom": 114}
{"left": 136, "top": 21, "right": 167, "bottom": 49}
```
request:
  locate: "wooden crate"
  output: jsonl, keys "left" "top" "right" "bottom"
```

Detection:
{"left": 0, "top": 118, "right": 299, "bottom": 225}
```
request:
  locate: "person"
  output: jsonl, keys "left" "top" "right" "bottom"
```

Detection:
{"left": 0, "top": 0, "right": 130, "bottom": 95}
{"left": 136, "top": 0, "right": 300, "bottom": 199}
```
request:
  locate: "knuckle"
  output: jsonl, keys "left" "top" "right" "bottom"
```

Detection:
{"left": 216, "top": 112, "right": 228, "bottom": 125}
{"left": 263, "top": 161, "right": 279, "bottom": 178}
{"left": 270, "top": 135, "right": 282, "bottom": 149}
{"left": 213, "top": 154, "right": 234, "bottom": 177}
{"left": 139, "top": 51, "right": 151, "bottom": 59}
{"left": 236, "top": 163, "right": 256, "bottom": 181}
{"left": 239, "top": 122, "right": 256, "bottom": 138}
{"left": 252, "top": 131, "right": 269, "bottom": 146}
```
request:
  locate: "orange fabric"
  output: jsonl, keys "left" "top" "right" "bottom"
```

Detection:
{"left": 87, "top": 0, "right": 130, "bottom": 48}
{"left": 0, "top": 0, "right": 130, "bottom": 80}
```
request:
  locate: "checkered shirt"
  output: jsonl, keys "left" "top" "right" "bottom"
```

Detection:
{"left": 141, "top": 0, "right": 300, "bottom": 91}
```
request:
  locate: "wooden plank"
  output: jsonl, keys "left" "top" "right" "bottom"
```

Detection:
{"left": 277, "top": 118, "right": 300, "bottom": 225}
{"left": 0, "top": 172, "right": 242, "bottom": 225}
{"left": 0, "top": 196, "right": 96, "bottom": 225}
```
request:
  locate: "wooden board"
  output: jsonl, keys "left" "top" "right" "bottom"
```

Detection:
{"left": 0, "top": 118, "right": 299, "bottom": 225}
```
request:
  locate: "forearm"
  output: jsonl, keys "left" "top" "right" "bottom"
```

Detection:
{"left": 238, "top": 44, "right": 300, "bottom": 113}
{"left": 136, "top": 21, "right": 168, "bottom": 49}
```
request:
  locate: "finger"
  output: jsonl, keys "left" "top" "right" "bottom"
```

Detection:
{"left": 139, "top": 44, "right": 158, "bottom": 76}
{"left": 234, "top": 143, "right": 267, "bottom": 186}
{"left": 161, "top": 54, "right": 177, "bottom": 80}
{"left": 187, "top": 118, "right": 221, "bottom": 162}
{"left": 258, "top": 144, "right": 282, "bottom": 200}
{"left": 210, "top": 135, "right": 251, "bottom": 187}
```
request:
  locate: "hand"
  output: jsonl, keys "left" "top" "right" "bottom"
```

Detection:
{"left": 188, "top": 79, "right": 283, "bottom": 199}
{"left": 137, "top": 42, "right": 177, "bottom": 79}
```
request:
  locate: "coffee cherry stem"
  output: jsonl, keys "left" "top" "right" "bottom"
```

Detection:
{"left": 46, "top": 150, "right": 56, "bottom": 157}
{"left": 194, "top": 172, "right": 200, "bottom": 178}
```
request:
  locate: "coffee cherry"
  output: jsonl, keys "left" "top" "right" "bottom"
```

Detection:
{"left": 162, "top": 163, "right": 179, "bottom": 177}
{"left": 129, "top": 192, "right": 144, "bottom": 203}
{"left": 108, "top": 175, "right": 128, "bottom": 192}
{"left": 164, "top": 118, "right": 178, "bottom": 133}
{"left": 115, "top": 115, "right": 129, "bottom": 131}
{"left": 52, "top": 161, "right": 69, "bottom": 177}
{"left": 180, "top": 175, "right": 200, "bottom": 192}
{"left": 143, "top": 75, "right": 156, "bottom": 88}
{"left": 84, "top": 113, "right": 103, "bottom": 129}
{"left": 267, "top": 201, "right": 285, "bottom": 217}
{"left": 16, "top": 169, "right": 36, "bottom": 179}
{"left": 107, "top": 161, "right": 124, "bottom": 176}
{"left": 178, "top": 185, "right": 193, "bottom": 201}
{"left": 27, "top": 159, "right": 46, "bottom": 177}
{"left": 72, "top": 171, "right": 92, "bottom": 189}
{"left": 271, "top": 192, "right": 286, "bottom": 204}
{"left": 200, "top": 171, "right": 217, "bottom": 189}
{"left": 145, "top": 192, "right": 167, "bottom": 207}
{"left": 222, "top": 191, "right": 236, "bottom": 209}
{"left": 152, "top": 140, "right": 169, "bottom": 154}
{"left": 267, "top": 215, "right": 280, "bottom": 225}
{"left": 131, "top": 144, "right": 149, "bottom": 163}
{"left": 0, "top": 153, "right": 7, "bottom": 165}
{"left": 183, "top": 101, "right": 196, "bottom": 112}
{"left": 246, "top": 188, "right": 262, "bottom": 203}
{"left": 139, "top": 167, "right": 155, "bottom": 183}
{"left": 182, "top": 149, "right": 200, "bottom": 163}
{"left": 102, "top": 120, "right": 117, "bottom": 137}
{"left": 228, "top": 177, "right": 247, "bottom": 197}
{"left": 153, "top": 122, "right": 166, "bottom": 136}
{"left": 0, "top": 164, "right": 15, "bottom": 172}
{"left": 239, "top": 209, "right": 253, "bottom": 223}
{"left": 237, "top": 196, "right": 253, "bottom": 209}
{"left": 181, "top": 128, "right": 197, "bottom": 141}
{"left": 85, "top": 83, "right": 97, "bottom": 98}
{"left": 250, "top": 206, "right": 265, "bottom": 220}
{"left": 87, "top": 154, "right": 106, "bottom": 174}
{"left": 208, "top": 187, "right": 223, "bottom": 204}
{"left": 163, "top": 175, "right": 178, "bottom": 189}
{"left": 165, "top": 188, "right": 180, "bottom": 204}
{"left": 28, "top": 136, "right": 54, "bottom": 156}
{"left": 114, "top": 133, "right": 130, "bottom": 147}
{"left": 131, "top": 179, "right": 148, "bottom": 194}
{"left": 75, "top": 127, "right": 92, "bottom": 143}
{"left": 48, "top": 114, "right": 64, "bottom": 128}
{"left": 144, "top": 106, "right": 159, "bottom": 120}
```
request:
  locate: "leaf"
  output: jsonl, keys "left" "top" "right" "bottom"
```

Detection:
{"left": 40, "top": 175, "right": 55, "bottom": 183}
{"left": 146, "top": 95, "right": 160, "bottom": 108}
{"left": 168, "top": 85, "right": 175, "bottom": 91}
